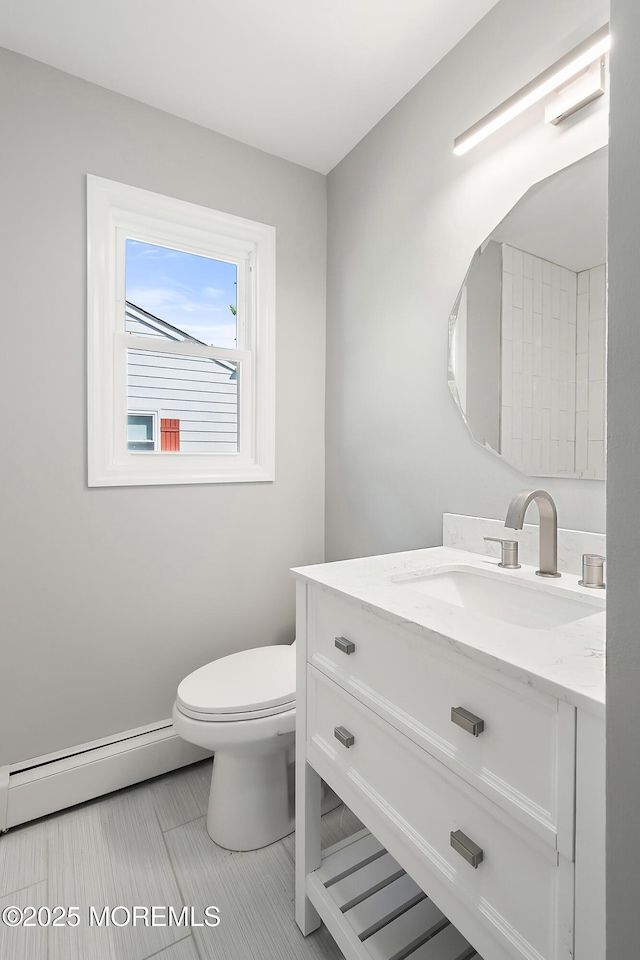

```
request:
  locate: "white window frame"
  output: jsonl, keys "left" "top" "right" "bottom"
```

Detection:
{"left": 87, "top": 175, "right": 275, "bottom": 486}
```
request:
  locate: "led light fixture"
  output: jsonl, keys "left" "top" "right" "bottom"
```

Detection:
{"left": 453, "top": 25, "right": 610, "bottom": 156}
{"left": 545, "top": 57, "right": 606, "bottom": 125}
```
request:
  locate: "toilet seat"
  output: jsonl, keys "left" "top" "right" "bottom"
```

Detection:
{"left": 176, "top": 645, "right": 295, "bottom": 723}
{"left": 176, "top": 701, "right": 296, "bottom": 722}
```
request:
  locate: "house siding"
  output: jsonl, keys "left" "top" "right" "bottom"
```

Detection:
{"left": 127, "top": 350, "right": 238, "bottom": 452}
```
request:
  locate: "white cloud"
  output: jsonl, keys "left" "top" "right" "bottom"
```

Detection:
{"left": 127, "top": 287, "right": 189, "bottom": 311}
{"left": 127, "top": 242, "right": 179, "bottom": 260}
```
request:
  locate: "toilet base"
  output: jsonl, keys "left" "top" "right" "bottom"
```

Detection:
{"left": 205, "top": 750, "right": 342, "bottom": 851}
{"left": 173, "top": 700, "right": 341, "bottom": 851}
{"left": 320, "top": 782, "right": 343, "bottom": 817}
{"left": 207, "top": 739, "right": 294, "bottom": 851}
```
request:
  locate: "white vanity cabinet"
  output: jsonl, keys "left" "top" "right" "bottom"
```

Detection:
{"left": 294, "top": 580, "right": 605, "bottom": 960}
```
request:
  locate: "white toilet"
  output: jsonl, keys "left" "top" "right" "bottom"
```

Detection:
{"left": 172, "top": 643, "right": 297, "bottom": 852}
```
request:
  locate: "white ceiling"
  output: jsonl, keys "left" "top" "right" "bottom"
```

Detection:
{"left": 0, "top": 0, "right": 499, "bottom": 173}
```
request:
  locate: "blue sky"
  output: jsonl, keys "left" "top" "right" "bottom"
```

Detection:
{"left": 125, "top": 239, "right": 238, "bottom": 348}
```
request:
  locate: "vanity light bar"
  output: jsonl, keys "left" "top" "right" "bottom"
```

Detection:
{"left": 545, "top": 57, "right": 606, "bottom": 125}
{"left": 453, "top": 24, "right": 611, "bottom": 156}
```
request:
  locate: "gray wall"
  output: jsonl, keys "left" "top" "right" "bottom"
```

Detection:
{"left": 606, "top": 0, "right": 640, "bottom": 952}
{"left": 0, "top": 48, "right": 326, "bottom": 765}
{"left": 465, "top": 240, "right": 502, "bottom": 454}
{"left": 326, "top": 0, "right": 608, "bottom": 562}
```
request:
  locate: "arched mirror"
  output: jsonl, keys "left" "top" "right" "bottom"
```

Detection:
{"left": 449, "top": 146, "right": 607, "bottom": 480}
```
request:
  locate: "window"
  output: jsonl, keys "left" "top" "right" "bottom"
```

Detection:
{"left": 127, "top": 413, "right": 156, "bottom": 451}
{"left": 87, "top": 176, "right": 275, "bottom": 486}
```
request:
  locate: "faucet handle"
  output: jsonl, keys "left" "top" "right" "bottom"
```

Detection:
{"left": 579, "top": 554, "right": 606, "bottom": 589}
{"left": 484, "top": 536, "right": 521, "bottom": 569}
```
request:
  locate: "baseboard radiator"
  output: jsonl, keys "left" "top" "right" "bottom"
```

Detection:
{"left": 1, "top": 721, "right": 211, "bottom": 831}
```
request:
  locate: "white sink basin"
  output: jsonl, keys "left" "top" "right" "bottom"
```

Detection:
{"left": 392, "top": 565, "right": 605, "bottom": 630}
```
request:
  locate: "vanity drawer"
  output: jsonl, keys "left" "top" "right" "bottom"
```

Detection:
{"left": 307, "top": 666, "right": 570, "bottom": 960}
{"left": 307, "top": 587, "right": 572, "bottom": 847}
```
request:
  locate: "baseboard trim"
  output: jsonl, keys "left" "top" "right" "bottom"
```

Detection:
{"left": 0, "top": 766, "right": 9, "bottom": 832}
{"left": 3, "top": 722, "right": 210, "bottom": 829}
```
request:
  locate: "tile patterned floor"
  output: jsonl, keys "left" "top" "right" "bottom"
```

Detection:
{"left": 0, "top": 759, "right": 361, "bottom": 960}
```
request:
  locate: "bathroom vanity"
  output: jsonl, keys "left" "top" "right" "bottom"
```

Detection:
{"left": 293, "top": 534, "right": 605, "bottom": 960}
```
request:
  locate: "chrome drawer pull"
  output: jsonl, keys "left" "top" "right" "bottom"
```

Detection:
{"left": 334, "top": 726, "right": 355, "bottom": 748}
{"left": 451, "top": 706, "right": 485, "bottom": 737}
{"left": 335, "top": 636, "right": 356, "bottom": 655}
{"left": 450, "top": 830, "right": 484, "bottom": 868}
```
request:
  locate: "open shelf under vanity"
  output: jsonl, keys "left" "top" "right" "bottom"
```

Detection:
{"left": 309, "top": 828, "right": 481, "bottom": 960}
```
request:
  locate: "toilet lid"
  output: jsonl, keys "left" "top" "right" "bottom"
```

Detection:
{"left": 176, "top": 645, "right": 296, "bottom": 717}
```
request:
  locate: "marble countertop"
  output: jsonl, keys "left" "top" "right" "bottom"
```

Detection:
{"left": 292, "top": 546, "right": 605, "bottom": 718}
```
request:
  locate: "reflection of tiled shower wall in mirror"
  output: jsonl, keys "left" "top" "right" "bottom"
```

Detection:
{"left": 500, "top": 243, "right": 605, "bottom": 479}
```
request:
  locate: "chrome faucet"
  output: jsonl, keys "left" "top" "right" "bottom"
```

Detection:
{"left": 504, "top": 489, "right": 561, "bottom": 578}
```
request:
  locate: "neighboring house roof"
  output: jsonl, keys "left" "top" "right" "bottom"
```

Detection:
{"left": 126, "top": 300, "right": 208, "bottom": 344}
{"left": 126, "top": 300, "right": 237, "bottom": 378}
